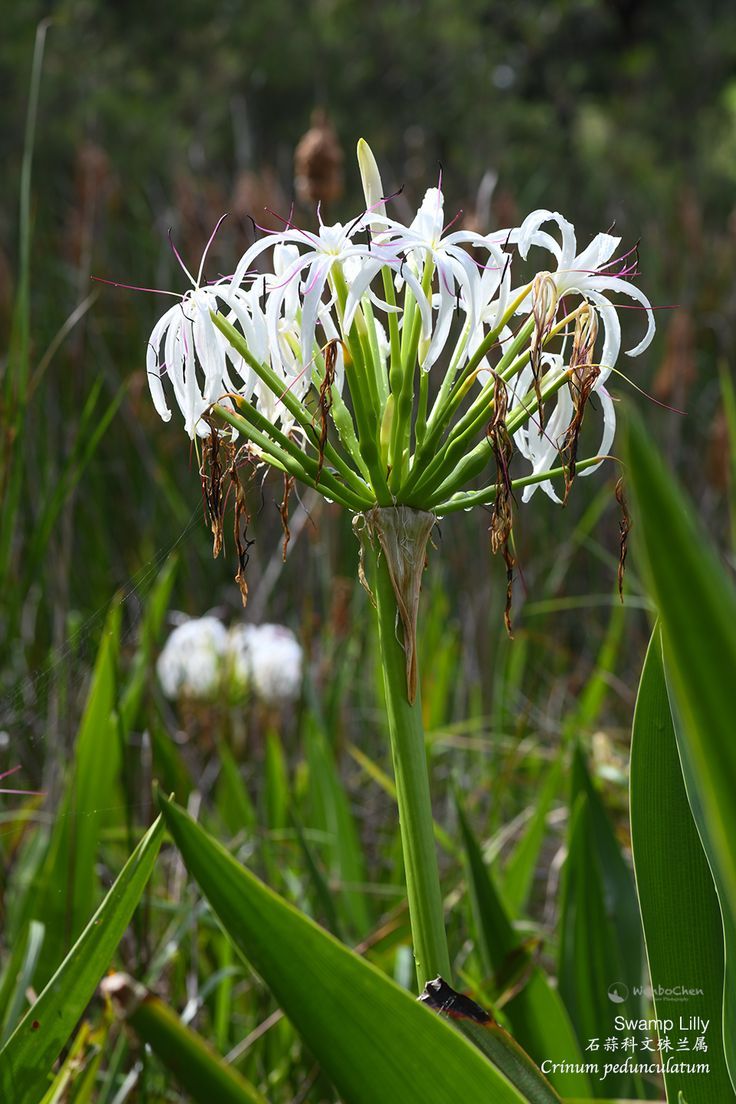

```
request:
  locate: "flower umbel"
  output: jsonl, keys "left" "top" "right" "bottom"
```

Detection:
{"left": 142, "top": 141, "right": 656, "bottom": 627}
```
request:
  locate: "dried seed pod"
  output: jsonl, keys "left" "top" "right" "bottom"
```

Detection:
{"left": 230, "top": 451, "right": 257, "bottom": 607}
{"left": 294, "top": 110, "right": 344, "bottom": 207}
{"left": 529, "top": 273, "right": 559, "bottom": 435}
{"left": 316, "top": 339, "right": 339, "bottom": 482}
{"left": 561, "top": 305, "right": 600, "bottom": 502}
{"left": 615, "top": 476, "right": 631, "bottom": 603}
{"left": 279, "top": 472, "right": 295, "bottom": 561}
{"left": 200, "top": 427, "right": 230, "bottom": 558}
{"left": 486, "top": 373, "right": 515, "bottom": 636}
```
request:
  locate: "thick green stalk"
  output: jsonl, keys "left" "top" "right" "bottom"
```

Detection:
{"left": 370, "top": 542, "right": 451, "bottom": 989}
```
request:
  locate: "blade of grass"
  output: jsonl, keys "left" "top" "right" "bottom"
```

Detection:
{"left": 103, "top": 973, "right": 267, "bottom": 1104}
{"left": 120, "top": 554, "right": 178, "bottom": 734}
{"left": 455, "top": 795, "right": 593, "bottom": 1098}
{"left": 0, "top": 920, "right": 45, "bottom": 1044}
{"left": 570, "top": 744, "right": 644, "bottom": 1012}
{"left": 28, "top": 599, "right": 122, "bottom": 982}
{"left": 0, "top": 19, "right": 51, "bottom": 592}
{"left": 558, "top": 793, "right": 634, "bottom": 1099}
{"left": 0, "top": 816, "right": 163, "bottom": 1104}
{"left": 305, "top": 716, "right": 370, "bottom": 938}
{"left": 499, "top": 754, "right": 562, "bottom": 917}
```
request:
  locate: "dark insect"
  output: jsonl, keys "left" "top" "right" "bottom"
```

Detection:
{"left": 419, "top": 977, "right": 493, "bottom": 1026}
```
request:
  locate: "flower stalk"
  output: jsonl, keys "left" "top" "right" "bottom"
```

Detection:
{"left": 368, "top": 527, "right": 451, "bottom": 988}
{"left": 135, "top": 138, "right": 657, "bottom": 993}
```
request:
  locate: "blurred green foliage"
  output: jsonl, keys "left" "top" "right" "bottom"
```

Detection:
{"left": 0, "top": 0, "right": 734, "bottom": 991}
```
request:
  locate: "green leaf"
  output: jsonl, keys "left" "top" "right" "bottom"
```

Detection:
{"left": 0, "top": 920, "right": 44, "bottom": 1044}
{"left": 0, "top": 816, "right": 164, "bottom": 1104}
{"left": 631, "top": 627, "right": 735, "bottom": 1104}
{"left": 157, "top": 791, "right": 540, "bottom": 1104}
{"left": 28, "top": 600, "right": 122, "bottom": 982}
{"left": 120, "top": 553, "right": 178, "bottom": 733}
{"left": 38, "top": 1020, "right": 106, "bottom": 1104}
{"left": 305, "top": 716, "right": 370, "bottom": 937}
{"left": 104, "top": 973, "right": 267, "bottom": 1104}
{"left": 499, "top": 754, "right": 562, "bottom": 916}
{"left": 570, "top": 745, "right": 644, "bottom": 1010}
{"left": 216, "top": 741, "right": 256, "bottom": 837}
{"left": 558, "top": 794, "right": 634, "bottom": 1099}
{"left": 456, "top": 796, "right": 593, "bottom": 1098}
{"left": 625, "top": 409, "right": 736, "bottom": 1089}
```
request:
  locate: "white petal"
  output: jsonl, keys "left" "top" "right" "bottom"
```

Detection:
{"left": 420, "top": 274, "right": 456, "bottom": 370}
{"left": 299, "top": 261, "right": 332, "bottom": 369}
{"left": 573, "top": 233, "right": 621, "bottom": 275}
{"left": 343, "top": 258, "right": 385, "bottom": 333}
{"left": 145, "top": 306, "right": 179, "bottom": 423}
{"left": 588, "top": 276, "right": 655, "bottom": 357}
{"left": 580, "top": 385, "right": 616, "bottom": 478}
{"left": 585, "top": 290, "right": 621, "bottom": 382}
{"left": 517, "top": 209, "right": 577, "bottom": 270}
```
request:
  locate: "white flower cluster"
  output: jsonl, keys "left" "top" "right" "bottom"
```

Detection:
{"left": 145, "top": 141, "right": 655, "bottom": 506}
{"left": 228, "top": 623, "right": 304, "bottom": 706}
{"left": 157, "top": 617, "right": 303, "bottom": 707}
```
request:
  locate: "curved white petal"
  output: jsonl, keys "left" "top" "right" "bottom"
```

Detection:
{"left": 580, "top": 385, "right": 616, "bottom": 478}
{"left": 584, "top": 290, "right": 621, "bottom": 382}
{"left": 517, "top": 210, "right": 577, "bottom": 270}
{"left": 145, "top": 305, "right": 179, "bottom": 423}
{"left": 518, "top": 381, "right": 573, "bottom": 503}
{"left": 573, "top": 233, "right": 621, "bottom": 276}
{"left": 588, "top": 276, "right": 655, "bottom": 357}
{"left": 299, "top": 261, "right": 332, "bottom": 369}
{"left": 343, "top": 258, "right": 385, "bottom": 333}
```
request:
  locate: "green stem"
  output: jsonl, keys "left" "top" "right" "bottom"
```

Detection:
{"left": 434, "top": 455, "right": 605, "bottom": 515}
{"left": 370, "top": 543, "right": 451, "bottom": 989}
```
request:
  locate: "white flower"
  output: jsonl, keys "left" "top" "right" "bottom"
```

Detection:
{"left": 369, "top": 187, "right": 508, "bottom": 370}
{"left": 145, "top": 221, "right": 258, "bottom": 439}
{"left": 147, "top": 283, "right": 258, "bottom": 439}
{"left": 514, "top": 209, "right": 655, "bottom": 379}
{"left": 157, "top": 616, "right": 229, "bottom": 701}
{"left": 228, "top": 623, "right": 303, "bottom": 706}
{"left": 232, "top": 219, "right": 380, "bottom": 375}
{"left": 510, "top": 353, "right": 616, "bottom": 503}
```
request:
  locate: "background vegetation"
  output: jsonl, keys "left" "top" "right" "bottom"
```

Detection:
{"left": 1, "top": 3, "right": 736, "bottom": 1101}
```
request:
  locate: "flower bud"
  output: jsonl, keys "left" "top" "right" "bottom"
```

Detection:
{"left": 357, "top": 139, "right": 385, "bottom": 227}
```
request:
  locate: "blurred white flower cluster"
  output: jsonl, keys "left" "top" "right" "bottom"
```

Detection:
{"left": 144, "top": 139, "right": 655, "bottom": 518}
{"left": 157, "top": 617, "right": 303, "bottom": 707}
